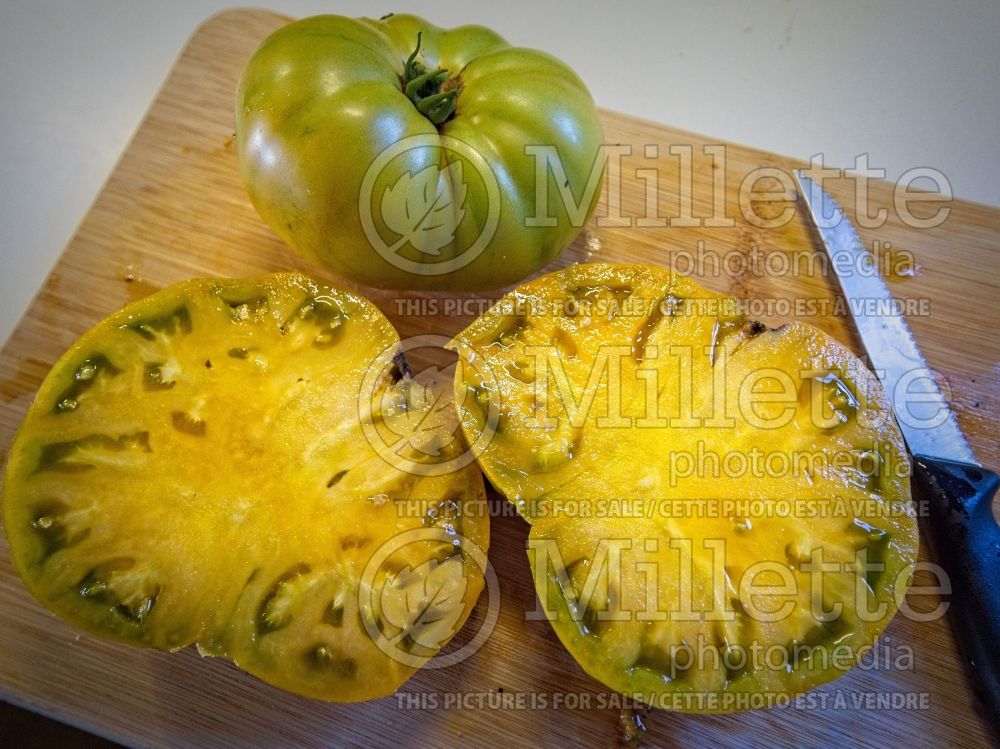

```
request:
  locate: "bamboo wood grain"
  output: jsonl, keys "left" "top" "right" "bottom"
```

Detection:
{"left": 0, "top": 9, "right": 997, "bottom": 748}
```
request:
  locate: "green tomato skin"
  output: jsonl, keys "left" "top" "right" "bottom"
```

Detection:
{"left": 236, "top": 13, "right": 605, "bottom": 291}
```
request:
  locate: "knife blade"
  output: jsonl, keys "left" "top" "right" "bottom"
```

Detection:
{"left": 795, "top": 170, "right": 1000, "bottom": 728}
{"left": 795, "top": 172, "right": 975, "bottom": 464}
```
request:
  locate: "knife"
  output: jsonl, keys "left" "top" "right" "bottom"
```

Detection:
{"left": 795, "top": 171, "right": 1000, "bottom": 726}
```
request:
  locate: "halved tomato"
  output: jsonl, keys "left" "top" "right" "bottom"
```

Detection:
{"left": 450, "top": 262, "right": 916, "bottom": 710}
{"left": 2, "top": 273, "right": 489, "bottom": 701}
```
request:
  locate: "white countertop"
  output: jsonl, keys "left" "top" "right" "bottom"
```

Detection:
{"left": 1, "top": 0, "right": 997, "bottom": 344}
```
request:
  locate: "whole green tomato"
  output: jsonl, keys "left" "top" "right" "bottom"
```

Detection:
{"left": 236, "top": 13, "right": 605, "bottom": 291}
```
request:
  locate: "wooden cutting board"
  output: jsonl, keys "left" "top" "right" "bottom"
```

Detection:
{"left": 1, "top": 9, "right": 997, "bottom": 748}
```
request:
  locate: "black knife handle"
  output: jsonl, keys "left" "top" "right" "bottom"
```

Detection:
{"left": 912, "top": 455, "right": 1000, "bottom": 728}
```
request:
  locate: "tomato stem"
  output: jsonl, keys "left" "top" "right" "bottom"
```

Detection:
{"left": 416, "top": 91, "right": 458, "bottom": 123}
{"left": 402, "top": 32, "right": 458, "bottom": 126}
